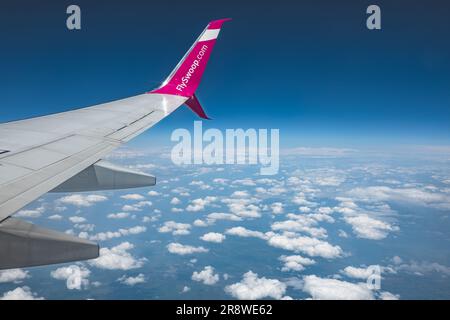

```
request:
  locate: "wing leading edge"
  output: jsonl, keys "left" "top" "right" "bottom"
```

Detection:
{"left": 0, "top": 19, "right": 230, "bottom": 269}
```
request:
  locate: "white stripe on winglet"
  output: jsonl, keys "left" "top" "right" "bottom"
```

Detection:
{"left": 199, "top": 29, "right": 220, "bottom": 42}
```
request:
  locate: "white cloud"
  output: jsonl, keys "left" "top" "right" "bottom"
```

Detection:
{"left": 270, "top": 202, "right": 284, "bottom": 214}
{"left": 394, "top": 260, "right": 450, "bottom": 276}
{"left": 222, "top": 197, "right": 261, "bottom": 218}
{"left": 231, "top": 191, "right": 250, "bottom": 198}
{"left": 89, "top": 226, "right": 146, "bottom": 241}
{"left": 158, "top": 221, "right": 191, "bottom": 236}
{"left": 379, "top": 291, "right": 400, "bottom": 300}
{"left": 207, "top": 212, "right": 243, "bottom": 222}
{"left": 193, "top": 219, "right": 209, "bottom": 227}
{"left": 200, "top": 232, "right": 226, "bottom": 243}
{"left": 302, "top": 275, "right": 374, "bottom": 300}
{"left": 186, "top": 196, "right": 217, "bottom": 212}
{"left": 343, "top": 214, "right": 398, "bottom": 240}
{"left": 118, "top": 274, "right": 146, "bottom": 286}
{"left": 48, "top": 214, "right": 63, "bottom": 220}
{"left": 0, "top": 269, "right": 29, "bottom": 284}
{"left": 348, "top": 186, "right": 450, "bottom": 209}
{"left": 167, "top": 243, "right": 209, "bottom": 255}
{"left": 341, "top": 266, "right": 379, "bottom": 280}
{"left": 279, "top": 255, "right": 315, "bottom": 272}
{"left": 120, "top": 194, "right": 145, "bottom": 201}
{"left": 107, "top": 212, "right": 130, "bottom": 219}
{"left": 225, "top": 271, "right": 287, "bottom": 300}
{"left": 89, "top": 242, "right": 146, "bottom": 270}
{"left": 58, "top": 194, "right": 108, "bottom": 207}
{"left": 225, "top": 227, "right": 268, "bottom": 240}
{"left": 69, "top": 216, "right": 87, "bottom": 224}
{"left": 267, "top": 234, "right": 342, "bottom": 259}
{"left": 181, "top": 286, "right": 191, "bottom": 293}
{"left": 0, "top": 286, "right": 44, "bottom": 300}
{"left": 147, "top": 191, "right": 161, "bottom": 196}
{"left": 15, "top": 205, "right": 45, "bottom": 218}
{"left": 122, "top": 201, "right": 152, "bottom": 212}
{"left": 170, "top": 197, "right": 181, "bottom": 205}
{"left": 191, "top": 266, "right": 220, "bottom": 285}
{"left": 50, "top": 265, "right": 90, "bottom": 290}
{"left": 271, "top": 218, "right": 328, "bottom": 238}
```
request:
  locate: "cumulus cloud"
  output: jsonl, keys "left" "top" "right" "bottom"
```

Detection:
{"left": 200, "top": 232, "right": 226, "bottom": 243}
{"left": 348, "top": 186, "right": 450, "bottom": 209}
{"left": 89, "top": 242, "right": 146, "bottom": 270}
{"left": 69, "top": 216, "right": 87, "bottom": 224}
{"left": 341, "top": 266, "right": 381, "bottom": 280}
{"left": 15, "top": 205, "right": 46, "bottom": 218}
{"left": 271, "top": 217, "right": 328, "bottom": 238}
{"left": 167, "top": 243, "right": 209, "bottom": 255}
{"left": 343, "top": 214, "right": 398, "bottom": 240}
{"left": 118, "top": 274, "right": 146, "bottom": 286}
{"left": 50, "top": 265, "right": 90, "bottom": 290}
{"left": 89, "top": 226, "right": 146, "bottom": 241}
{"left": 193, "top": 219, "right": 209, "bottom": 227}
{"left": 0, "top": 269, "right": 30, "bottom": 284}
{"left": 48, "top": 214, "right": 63, "bottom": 220}
{"left": 191, "top": 266, "right": 220, "bottom": 285}
{"left": 107, "top": 212, "right": 130, "bottom": 219}
{"left": 170, "top": 197, "right": 181, "bottom": 205}
{"left": 158, "top": 221, "right": 191, "bottom": 236}
{"left": 267, "top": 234, "right": 342, "bottom": 259}
{"left": 225, "top": 227, "right": 268, "bottom": 240}
{"left": 279, "top": 255, "right": 315, "bottom": 272}
{"left": 120, "top": 194, "right": 145, "bottom": 201}
{"left": 122, "top": 201, "right": 152, "bottom": 212}
{"left": 225, "top": 271, "right": 287, "bottom": 300}
{"left": 58, "top": 194, "right": 108, "bottom": 207}
{"left": 147, "top": 191, "right": 161, "bottom": 196}
{"left": 222, "top": 197, "right": 261, "bottom": 218}
{"left": 186, "top": 196, "right": 217, "bottom": 212}
{"left": 0, "top": 286, "right": 44, "bottom": 300}
{"left": 207, "top": 212, "right": 243, "bottom": 222}
{"left": 302, "top": 275, "right": 374, "bottom": 300}
{"left": 270, "top": 202, "right": 284, "bottom": 214}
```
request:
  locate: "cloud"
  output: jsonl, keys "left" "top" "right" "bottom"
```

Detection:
{"left": 186, "top": 196, "right": 217, "bottom": 212}
{"left": 270, "top": 202, "right": 284, "bottom": 214}
{"left": 50, "top": 265, "right": 90, "bottom": 290}
{"left": 0, "top": 286, "right": 44, "bottom": 300}
{"left": 200, "top": 232, "right": 226, "bottom": 243}
{"left": 15, "top": 205, "right": 46, "bottom": 218}
{"left": 283, "top": 147, "right": 357, "bottom": 157}
{"left": 393, "top": 260, "right": 450, "bottom": 276}
{"left": 158, "top": 221, "right": 191, "bottom": 236}
{"left": 225, "top": 271, "right": 287, "bottom": 300}
{"left": 225, "top": 227, "right": 268, "bottom": 240}
{"left": 222, "top": 197, "right": 261, "bottom": 218}
{"left": 89, "top": 226, "right": 146, "bottom": 241}
{"left": 348, "top": 186, "right": 450, "bottom": 209}
{"left": 267, "top": 234, "right": 342, "bottom": 259}
{"left": 379, "top": 291, "right": 400, "bottom": 300}
{"left": 302, "top": 275, "right": 374, "bottom": 300}
{"left": 170, "top": 197, "right": 181, "bottom": 205}
{"left": 107, "top": 212, "right": 130, "bottom": 219}
{"left": 120, "top": 194, "right": 145, "bottom": 201}
{"left": 69, "top": 216, "right": 87, "bottom": 224}
{"left": 193, "top": 219, "right": 209, "bottom": 227}
{"left": 271, "top": 217, "right": 328, "bottom": 239}
{"left": 341, "top": 266, "right": 380, "bottom": 280}
{"left": 89, "top": 242, "right": 146, "bottom": 270}
{"left": 207, "top": 212, "right": 243, "bottom": 222}
{"left": 191, "top": 266, "right": 220, "bottom": 285}
{"left": 0, "top": 269, "right": 30, "bottom": 284}
{"left": 189, "top": 180, "right": 212, "bottom": 190}
{"left": 343, "top": 214, "right": 398, "bottom": 240}
{"left": 279, "top": 255, "right": 315, "bottom": 272}
{"left": 118, "top": 274, "right": 146, "bottom": 286}
{"left": 48, "top": 214, "right": 63, "bottom": 220}
{"left": 58, "top": 194, "right": 108, "bottom": 207}
{"left": 122, "top": 201, "right": 152, "bottom": 212}
{"left": 181, "top": 286, "right": 191, "bottom": 293}
{"left": 147, "top": 191, "right": 161, "bottom": 196}
{"left": 167, "top": 243, "right": 209, "bottom": 255}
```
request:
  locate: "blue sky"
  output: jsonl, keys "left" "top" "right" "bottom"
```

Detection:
{"left": 1, "top": 0, "right": 449, "bottom": 148}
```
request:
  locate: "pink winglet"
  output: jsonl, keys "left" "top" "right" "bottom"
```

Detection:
{"left": 149, "top": 19, "right": 231, "bottom": 98}
{"left": 185, "top": 94, "right": 210, "bottom": 119}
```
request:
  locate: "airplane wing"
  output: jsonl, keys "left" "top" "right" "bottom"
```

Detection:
{"left": 0, "top": 19, "right": 231, "bottom": 269}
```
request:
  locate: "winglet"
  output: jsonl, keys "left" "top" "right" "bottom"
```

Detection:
{"left": 185, "top": 94, "right": 210, "bottom": 119}
{"left": 149, "top": 19, "right": 231, "bottom": 98}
